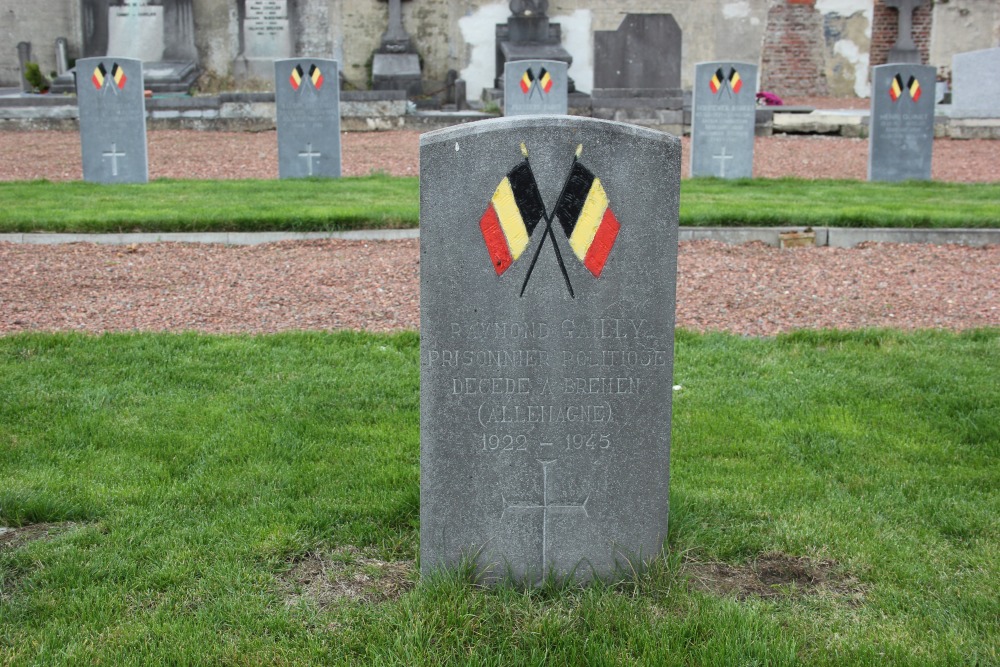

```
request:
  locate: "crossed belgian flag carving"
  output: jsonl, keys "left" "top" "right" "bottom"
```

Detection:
{"left": 709, "top": 67, "right": 743, "bottom": 95}
{"left": 479, "top": 144, "right": 621, "bottom": 298}
{"left": 91, "top": 62, "right": 127, "bottom": 91}
{"left": 519, "top": 67, "right": 554, "bottom": 97}
{"left": 889, "top": 73, "right": 922, "bottom": 102}
{"left": 290, "top": 64, "right": 324, "bottom": 91}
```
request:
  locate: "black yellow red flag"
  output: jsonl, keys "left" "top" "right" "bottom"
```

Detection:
{"left": 290, "top": 64, "right": 304, "bottom": 91}
{"left": 710, "top": 67, "right": 724, "bottom": 94}
{"left": 907, "top": 75, "right": 921, "bottom": 102}
{"left": 889, "top": 74, "right": 904, "bottom": 102}
{"left": 539, "top": 68, "right": 553, "bottom": 93}
{"left": 91, "top": 63, "right": 107, "bottom": 90}
{"left": 729, "top": 68, "right": 742, "bottom": 94}
{"left": 111, "top": 63, "right": 127, "bottom": 90}
{"left": 519, "top": 68, "right": 534, "bottom": 94}
{"left": 479, "top": 148, "right": 546, "bottom": 276}
{"left": 554, "top": 152, "right": 621, "bottom": 278}
{"left": 310, "top": 64, "right": 323, "bottom": 90}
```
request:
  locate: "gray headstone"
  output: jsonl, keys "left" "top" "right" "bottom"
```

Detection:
{"left": 868, "top": 64, "right": 936, "bottom": 182}
{"left": 275, "top": 58, "right": 342, "bottom": 179}
{"left": 420, "top": 116, "right": 680, "bottom": 586}
{"left": 17, "top": 42, "right": 32, "bottom": 93}
{"left": 76, "top": 57, "right": 149, "bottom": 184}
{"left": 593, "top": 14, "right": 681, "bottom": 90}
{"left": 690, "top": 61, "right": 758, "bottom": 179}
{"left": 504, "top": 60, "right": 568, "bottom": 116}
{"left": 951, "top": 47, "right": 1000, "bottom": 119}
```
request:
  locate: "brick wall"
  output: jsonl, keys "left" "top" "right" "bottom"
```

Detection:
{"left": 760, "top": 0, "right": 829, "bottom": 97}
{"left": 870, "top": 0, "right": 933, "bottom": 66}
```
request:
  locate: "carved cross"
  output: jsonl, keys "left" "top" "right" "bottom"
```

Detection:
{"left": 384, "top": 0, "right": 407, "bottom": 43}
{"left": 299, "top": 143, "right": 321, "bottom": 176}
{"left": 713, "top": 147, "right": 734, "bottom": 178}
{"left": 103, "top": 143, "right": 126, "bottom": 177}
{"left": 884, "top": 0, "right": 926, "bottom": 51}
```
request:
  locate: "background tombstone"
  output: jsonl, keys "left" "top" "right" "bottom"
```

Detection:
{"left": 371, "top": 0, "right": 422, "bottom": 96}
{"left": 420, "top": 116, "right": 680, "bottom": 585}
{"left": 868, "top": 63, "right": 936, "bottom": 182}
{"left": 494, "top": 1, "right": 574, "bottom": 93}
{"left": 690, "top": 61, "right": 758, "bottom": 179}
{"left": 16, "top": 42, "right": 32, "bottom": 93}
{"left": 950, "top": 48, "right": 1000, "bottom": 119}
{"left": 504, "top": 59, "right": 568, "bottom": 116}
{"left": 236, "top": 0, "right": 295, "bottom": 81}
{"left": 76, "top": 57, "right": 149, "bottom": 184}
{"left": 54, "top": 0, "right": 199, "bottom": 94}
{"left": 275, "top": 58, "right": 341, "bottom": 179}
{"left": 590, "top": 14, "right": 684, "bottom": 127}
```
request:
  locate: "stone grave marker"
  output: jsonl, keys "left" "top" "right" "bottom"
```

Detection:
{"left": 76, "top": 56, "right": 149, "bottom": 184}
{"left": 504, "top": 59, "right": 568, "bottom": 116}
{"left": 690, "top": 61, "right": 758, "bottom": 179}
{"left": 420, "top": 116, "right": 680, "bottom": 585}
{"left": 237, "top": 0, "right": 295, "bottom": 80}
{"left": 868, "top": 63, "right": 936, "bottom": 182}
{"left": 950, "top": 47, "right": 1000, "bottom": 119}
{"left": 275, "top": 58, "right": 341, "bottom": 179}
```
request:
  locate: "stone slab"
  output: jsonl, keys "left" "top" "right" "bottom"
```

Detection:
{"left": 76, "top": 57, "right": 148, "bottom": 184}
{"left": 593, "top": 14, "right": 681, "bottom": 90}
{"left": 868, "top": 64, "right": 936, "bottom": 182}
{"left": 275, "top": 58, "right": 341, "bottom": 179}
{"left": 951, "top": 47, "right": 1000, "bottom": 119}
{"left": 504, "top": 60, "right": 568, "bottom": 116}
{"left": 690, "top": 61, "right": 758, "bottom": 179}
{"left": 419, "top": 116, "right": 681, "bottom": 586}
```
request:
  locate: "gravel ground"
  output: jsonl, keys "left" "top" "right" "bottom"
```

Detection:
{"left": 2, "top": 130, "right": 999, "bottom": 182}
{"left": 0, "top": 125, "right": 997, "bottom": 336}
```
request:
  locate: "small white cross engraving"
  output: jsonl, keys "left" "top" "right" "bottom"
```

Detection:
{"left": 299, "top": 143, "right": 321, "bottom": 176}
{"left": 713, "top": 146, "right": 734, "bottom": 178}
{"left": 502, "top": 459, "right": 590, "bottom": 579}
{"left": 102, "top": 142, "right": 126, "bottom": 177}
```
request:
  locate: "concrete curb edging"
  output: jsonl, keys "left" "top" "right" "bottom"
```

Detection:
{"left": 0, "top": 227, "right": 996, "bottom": 247}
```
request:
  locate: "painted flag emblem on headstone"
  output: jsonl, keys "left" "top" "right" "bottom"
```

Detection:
{"left": 729, "top": 68, "right": 743, "bottom": 94}
{"left": 91, "top": 63, "right": 107, "bottom": 90}
{"left": 290, "top": 64, "right": 305, "bottom": 91}
{"left": 555, "top": 148, "right": 621, "bottom": 278}
{"left": 519, "top": 68, "right": 535, "bottom": 94}
{"left": 479, "top": 145, "right": 546, "bottom": 276}
{"left": 309, "top": 64, "right": 323, "bottom": 90}
{"left": 710, "top": 67, "right": 743, "bottom": 95}
{"left": 889, "top": 74, "right": 921, "bottom": 102}
{"left": 907, "top": 75, "right": 921, "bottom": 102}
{"left": 539, "top": 68, "right": 553, "bottom": 93}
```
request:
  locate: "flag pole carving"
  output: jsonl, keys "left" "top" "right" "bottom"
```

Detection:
{"left": 479, "top": 144, "right": 622, "bottom": 299}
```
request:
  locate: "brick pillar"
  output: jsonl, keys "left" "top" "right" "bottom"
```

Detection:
{"left": 760, "top": 0, "right": 830, "bottom": 98}
{"left": 871, "top": 0, "right": 933, "bottom": 67}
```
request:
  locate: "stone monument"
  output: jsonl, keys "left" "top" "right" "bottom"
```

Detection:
{"left": 590, "top": 14, "right": 684, "bottom": 129}
{"left": 419, "top": 116, "right": 680, "bottom": 585}
{"left": 690, "top": 62, "right": 758, "bottom": 179}
{"left": 53, "top": 0, "right": 199, "bottom": 94}
{"left": 235, "top": 0, "right": 296, "bottom": 81}
{"left": 494, "top": 1, "right": 574, "bottom": 92}
{"left": 950, "top": 48, "right": 1000, "bottom": 119}
{"left": 371, "top": 0, "right": 422, "bottom": 96}
{"left": 76, "top": 57, "right": 149, "bottom": 184}
{"left": 868, "top": 63, "right": 936, "bottom": 182}
{"left": 885, "top": 0, "right": 927, "bottom": 65}
{"left": 504, "top": 59, "right": 568, "bottom": 116}
{"left": 16, "top": 42, "right": 32, "bottom": 93}
{"left": 275, "top": 58, "right": 342, "bottom": 179}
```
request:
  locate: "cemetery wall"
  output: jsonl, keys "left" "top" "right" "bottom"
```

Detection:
{"left": 1, "top": 0, "right": 82, "bottom": 87}
{"left": 929, "top": 0, "right": 1000, "bottom": 75}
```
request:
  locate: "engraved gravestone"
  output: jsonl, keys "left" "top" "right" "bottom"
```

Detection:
{"left": 504, "top": 59, "right": 568, "bottom": 116}
{"left": 868, "top": 63, "right": 936, "bottom": 182}
{"left": 690, "top": 62, "right": 757, "bottom": 179}
{"left": 420, "top": 117, "right": 680, "bottom": 585}
{"left": 275, "top": 58, "right": 342, "bottom": 179}
{"left": 76, "top": 57, "right": 149, "bottom": 184}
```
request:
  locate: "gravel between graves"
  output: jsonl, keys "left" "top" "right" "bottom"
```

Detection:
{"left": 0, "top": 128, "right": 998, "bottom": 336}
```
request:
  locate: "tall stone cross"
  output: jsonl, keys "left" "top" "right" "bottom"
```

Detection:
{"left": 380, "top": 0, "right": 411, "bottom": 52}
{"left": 885, "top": 0, "right": 925, "bottom": 52}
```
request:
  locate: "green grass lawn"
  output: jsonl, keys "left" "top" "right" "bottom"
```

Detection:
{"left": 0, "top": 177, "right": 998, "bottom": 233}
{"left": 1, "top": 330, "right": 997, "bottom": 665}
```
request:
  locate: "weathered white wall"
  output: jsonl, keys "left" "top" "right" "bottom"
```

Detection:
{"left": 1, "top": 0, "right": 81, "bottom": 87}
{"left": 816, "top": 0, "right": 872, "bottom": 98}
{"left": 931, "top": 0, "right": 1000, "bottom": 73}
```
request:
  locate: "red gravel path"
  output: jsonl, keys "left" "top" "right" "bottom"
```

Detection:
{"left": 0, "top": 128, "right": 997, "bottom": 336}
{"left": 1, "top": 130, "right": 998, "bottom": 183}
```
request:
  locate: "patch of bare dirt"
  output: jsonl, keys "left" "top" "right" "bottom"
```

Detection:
{"left": 0, "top": 522, "right": 79, "bottom": 554}
{"left": 281, "top": 546, "right": 416, "bottom": 607}
{"left": 685, "top": 552, "right": 865, "bottom": 603}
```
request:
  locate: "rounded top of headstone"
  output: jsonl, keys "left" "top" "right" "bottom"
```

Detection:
{"left": 510, "top": 0, "right": 548, "bottom": 17}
